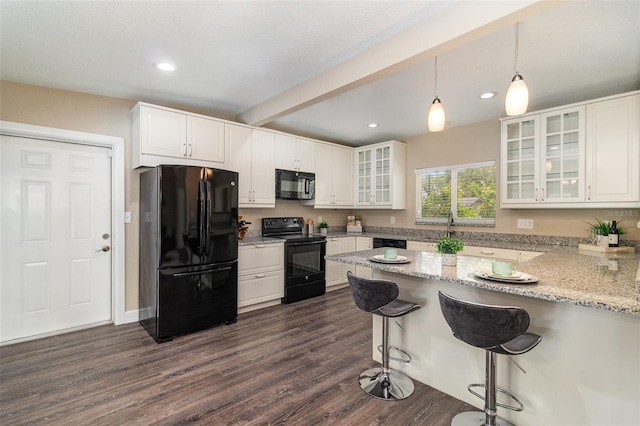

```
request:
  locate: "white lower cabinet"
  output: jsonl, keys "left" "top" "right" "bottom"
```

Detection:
{"left": 462, "top": 245, "right": 542, "bottom": 263}
{"left": 407, "top": 241, "right": 437, "bottom": 252}
{"left": 355, "top": 237, "right": 373, "bottom": 278}
{"left": 238, "top": 243, "right": 284, "bottom": 313}
{"left": 326, "top": 236, "right": 356, "bottom": 289}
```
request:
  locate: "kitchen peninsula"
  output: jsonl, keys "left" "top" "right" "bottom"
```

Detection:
{"left": 327, "top": 248, "right": 640, "bottom": 426}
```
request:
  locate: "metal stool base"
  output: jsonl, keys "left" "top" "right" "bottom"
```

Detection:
{"left": 358, "top": 367, "right": 415, "bottom": 400}
{"left": 451, "top": 411, "right": 514, "bottom": 426}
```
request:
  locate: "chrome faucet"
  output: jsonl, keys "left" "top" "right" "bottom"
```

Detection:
{"left": 446, "top": 211, "right": 454, "bottom": 238}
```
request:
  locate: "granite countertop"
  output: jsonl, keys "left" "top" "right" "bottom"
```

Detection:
{"left": 238, "top": 236, "right": 285, "bottom": 246}
{"left": 326, "top": 248, "right": 640, "bottom": 316}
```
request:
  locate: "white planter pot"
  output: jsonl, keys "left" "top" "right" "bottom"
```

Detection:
{"left": 320, "top": 228, "right": 327, "bottom": 235}
{"left": 441, "top": 253, "right": 457, "bottom": 266}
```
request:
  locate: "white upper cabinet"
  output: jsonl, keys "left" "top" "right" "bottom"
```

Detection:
{"left": 354, "top": 140, "right": 406, "bottom": 209}
{"left": 132, "top": 102, "right": 226, "bottom": 168}
{"left": 226, "top": 123, "right": 276, "bottom": 208}
{"left": 275, "top": 133, "right": 315, "bottom": 173}
{"left": 585, "top": 93, "right": 640, "bottom": 204}
{"left": 187, "top": 115, "right": 225, "bottom": 163}
{"left": 501, "top": 106, "right": 585, "bottom": 207}
{"left": 500, "top": 91, "right": 639, "bottom": 208}
{"left": 314, "top": 142, "right": 353, "bottom": 208}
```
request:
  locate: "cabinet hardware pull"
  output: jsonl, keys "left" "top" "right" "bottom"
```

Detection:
{"left": 255, "top": 244, "right": 266, "bottom": 248}
{"left": 183, "top": 143, "right": 187, "bottom": 157}
{"left": 535, "top": 188, "right": 538, "bottom": 202}
{"left": 480, "top": 251, "right": 495, "bottom": 255}
{"left": 541, "top": 188, "right": 545, "bottom": 201}
{"left": 587, "top": 186, "right": 591, "bottom": 200}
{"left": 188, "top": 144, "right": 192, "bottom": 157}
{"left": 255, "top": 274, "right": 267, "bottom": 278}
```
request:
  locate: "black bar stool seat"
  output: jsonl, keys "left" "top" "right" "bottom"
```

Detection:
{"left": 346, "top": 271, "right": 420, "bottom": 400}
{"left": 438, "top": 291, "right": 541, "bottom": 426}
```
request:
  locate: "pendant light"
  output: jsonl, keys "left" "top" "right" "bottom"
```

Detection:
{"left": 505, "top": 23, "right": 529, "bottom": 116}
{"left": 428, "top": 56, "right": 445, "bottom": 132}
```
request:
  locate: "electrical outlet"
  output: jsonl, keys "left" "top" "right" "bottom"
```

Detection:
{"left": 637, "top": 220, "right": 640, "bottom": 229}
{"left": 517, "top": 219, "right": 534, "bottom": 229}
{"left": 390, "top": 216, "right": 396, "bottom": 224}
{"left": 124, "top": 212, "right": 132, "bottom": 224}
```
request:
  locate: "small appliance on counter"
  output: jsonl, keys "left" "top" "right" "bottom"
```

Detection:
{"left": 262, "top": 217, "right": 326, "bottom": 303}
{"left": 139, "top": 165, "right": 239, "bottom": 343}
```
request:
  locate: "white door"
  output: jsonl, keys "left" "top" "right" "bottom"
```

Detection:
{"left": 1, "top": 136, "right": 112, "bottom": 343}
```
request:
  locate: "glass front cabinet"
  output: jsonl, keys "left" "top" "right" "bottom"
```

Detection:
{"left": 354, "top": 140, "right": 406, "bottom": 209}
{"left": 501, "top": 106, "right": 586, "bottom": 207}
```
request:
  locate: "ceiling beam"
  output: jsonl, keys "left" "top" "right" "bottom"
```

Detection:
{"left": 237, "top": 0, "right": 562, "bottom": 127}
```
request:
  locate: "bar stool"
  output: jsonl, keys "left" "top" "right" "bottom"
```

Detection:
{"left": 346, "top": 271, "right": 421, "bottom": 400}
{"left": 438, "top": 291, "right": 541, "bottom": 426}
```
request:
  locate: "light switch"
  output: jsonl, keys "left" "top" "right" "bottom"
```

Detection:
{"left": 124, "top": 212, "right": 132, "bottom": 223}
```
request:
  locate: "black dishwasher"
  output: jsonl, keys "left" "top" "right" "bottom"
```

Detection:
{"left": 372, "top": 237, "right": 407, "bottom": 249}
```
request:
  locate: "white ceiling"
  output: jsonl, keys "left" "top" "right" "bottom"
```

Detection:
{"left": 1, "top": 1, "right": 638, "bottom": 146}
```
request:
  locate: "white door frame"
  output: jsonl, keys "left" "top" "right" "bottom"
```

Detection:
{"left": 0, "top": 121, "right": 128, "bottom": 325}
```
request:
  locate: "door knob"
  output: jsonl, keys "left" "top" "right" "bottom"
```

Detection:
{"left": 96, "top": 245, "right": 111, "bottom": 252}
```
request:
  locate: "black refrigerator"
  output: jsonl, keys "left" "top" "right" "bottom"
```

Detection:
{"left": 139, "top": 165, "right": 239, "bottom": 343}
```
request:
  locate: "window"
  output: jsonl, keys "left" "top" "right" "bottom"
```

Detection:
{"left": 415, "top": 161, "right": 496, "bottom": 225}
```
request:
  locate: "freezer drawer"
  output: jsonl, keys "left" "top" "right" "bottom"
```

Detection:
{"left": 152, "top": 262, "right": 237, "bottom": 342}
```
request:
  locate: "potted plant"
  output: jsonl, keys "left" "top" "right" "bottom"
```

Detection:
{"left": 584, "top": 218, "right": 627, "bottom": 247}
{"left": 318, "top": 221, "right": 329, "bottom": 235}
{"left": 436, "top": 236, "right": 464, "bottom": 266}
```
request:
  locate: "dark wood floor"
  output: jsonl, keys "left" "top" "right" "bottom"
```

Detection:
{"left": 1, "top": 288, "right": 473, "bottom": 425}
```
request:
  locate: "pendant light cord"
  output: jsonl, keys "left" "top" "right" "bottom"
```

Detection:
{"left": 434, "top": 56, "right": 439, "bottom": 97}
{"left": 514, "top": 23, "right": 520, "bottom": 74}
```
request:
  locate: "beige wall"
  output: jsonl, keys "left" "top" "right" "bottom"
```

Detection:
{"left": 2, "top": 81, "right": 638, "bottom": 313}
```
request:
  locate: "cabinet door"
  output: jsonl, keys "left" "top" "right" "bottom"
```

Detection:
{"left": 250, "top": 129, "right": 276, "bottom": 207}
{"left": 540, "top": 107, "right": 585, "bottom": 203}
{"left": 586, "top": 94, "right": 640, "bottom": 203}
{"left": 226, "top": 124, "right": 253, "bottom": 204}
{"left": 374, "top": 145, "right": 392, "bottom": 204}
{"left": 356, "top": 148, "right": 373, "bottom": 205}
{"left": 314, "top": 143, "right": 334, "bottom": 206}
{"left": 296, "top": 138, "right": 316, "bottom": 173}
{"left": 140, "top": 106, "right": 187, "bottom": 157}
{"left": 332, "top": 145, "right": 354, "bottom": 206}
{"left": 275, "top": 133, "right": 297, "bottom": 171}
{"left": 356, "top": 237, "right": 372, "bottom": 251}
{"left": 187, "top": 116, "right": 225, "bottom": 164}
{"left": 325, "top": 238, "right": 343, "bottom": 287}
{"left": 501, "top": 117, "right": 539, "bottom": 204}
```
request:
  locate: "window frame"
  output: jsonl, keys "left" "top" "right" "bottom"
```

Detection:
{"left": 415, "top": 160, "right": 496, "bottom": 227}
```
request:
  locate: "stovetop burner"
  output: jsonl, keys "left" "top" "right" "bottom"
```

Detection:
{"left": 262, "top": 217, "right": 326, "bottom": 243}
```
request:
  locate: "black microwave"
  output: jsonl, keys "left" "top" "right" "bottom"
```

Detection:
{"left": 276, "top": 169, "right": 315, "bottom": 200}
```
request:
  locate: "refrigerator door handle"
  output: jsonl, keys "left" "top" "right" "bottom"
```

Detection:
{"left": 198, "top": 180, "right": 207, "bottom": 257}
{"left": 204, "top": 180, "right": 212, "bottom": 257}
{"left": 172, "top": 266, "right": 232, "bottom": 277}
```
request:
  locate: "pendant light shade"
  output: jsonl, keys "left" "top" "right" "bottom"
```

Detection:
{"left": 428, "top": 56, "right": 445, "bottom": 132}
{"left": 505, "top": 72, "right": 529, "bottom": 115}
{"left": 428, "top": 97, "right": 445, "bottom": 132}
{"left": 505, "top": 23, "right": 529, "bottom": 116}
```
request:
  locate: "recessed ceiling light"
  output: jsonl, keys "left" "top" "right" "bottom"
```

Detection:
{"left": 155, "top": 62, "right": 176, "bottom": 72}
{"left": 479, "top": 91, "right": 497, "bottom": 100}
{"left": 368, "top": 123, "right": 378, "bottom": 128}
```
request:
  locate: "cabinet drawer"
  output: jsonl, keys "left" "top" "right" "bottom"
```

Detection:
{"left": 239, "top": 244, "right": 283, "bottom": 275}
{"left": 462, "top": 246, "right": 519, "bottom": 261}
{"left": 238, "top": 271, "right": 283, "bottom": 307}
{"left": 407, "top": 241, "right": 437, "bottom": 252}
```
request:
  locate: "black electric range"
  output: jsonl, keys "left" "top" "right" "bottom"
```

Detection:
{"left": 262, "top": 217, "right": 326, "bottom": 303}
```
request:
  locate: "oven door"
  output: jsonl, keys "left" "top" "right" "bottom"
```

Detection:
{"left": 286, "top": 240, "right": 326, "bottom": 286}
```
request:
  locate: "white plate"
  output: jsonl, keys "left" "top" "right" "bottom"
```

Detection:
{"left": 369, "top": 254, "right": 411, "bottom": 264}
{"left": 472, "top": 270, "right": 538, "bottom": 284}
